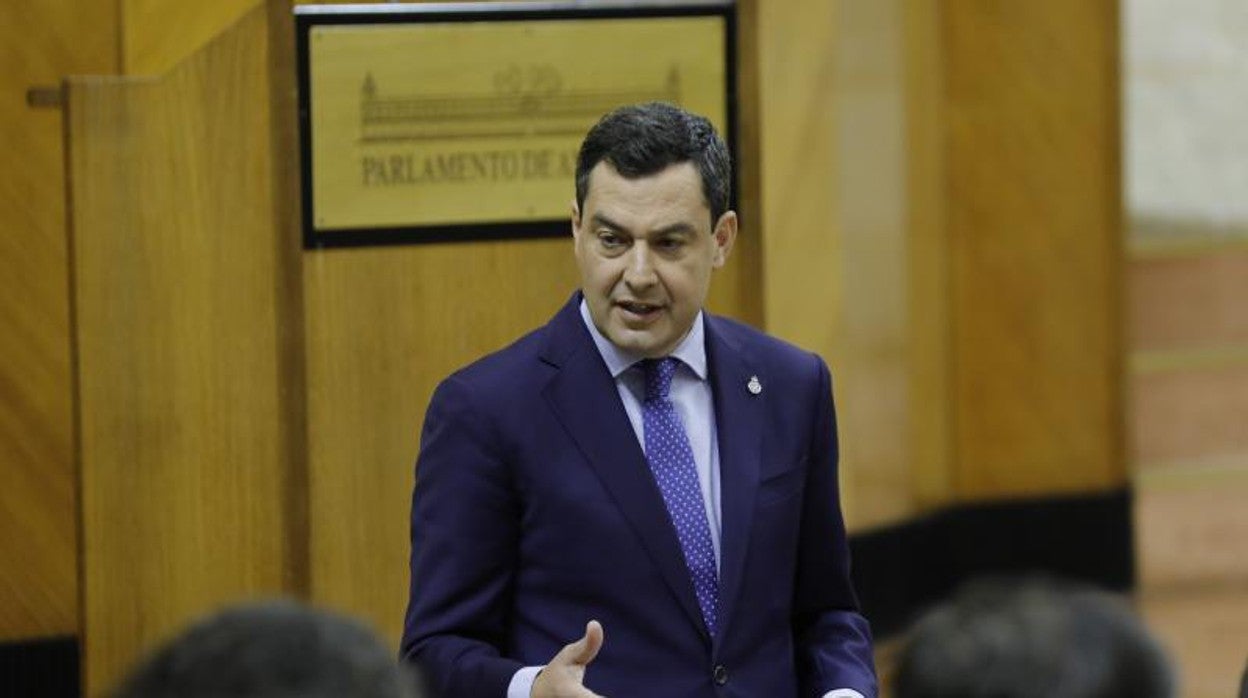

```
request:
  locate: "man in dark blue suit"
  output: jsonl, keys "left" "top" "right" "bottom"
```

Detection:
{"left": 401, "top": 103, "right": 877, "bottom": 698}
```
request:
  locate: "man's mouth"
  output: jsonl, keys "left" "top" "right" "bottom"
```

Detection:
{"left": 616, "top": 300, "right": 663, "bottom": 318}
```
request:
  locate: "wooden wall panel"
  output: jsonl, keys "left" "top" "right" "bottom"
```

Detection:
{"left": 304, "top": 241, "right": 577, "bottom": 642}
{"left": 754, "top": 0, "right": 841, "bottom": 359}
{"left": 833, "top": 0, "right": 916, "bottom": 529}
{"left": 944, "top": 0, "right": 1123, "bottom": 498}
{"left": 121, "top": 0, "right": 258, "bottom": 74}
{"left": 0, "top": 0, "right": 119, "bottom": 641}
{"left": 753, "top": 0, "right": 953, "bottom": 530}
{"left": 903, "top": 0, "right": 954, "bottom": 512}
{"left": 753, "top": 0, "right": 894, "bottom": 526}
{"left": 67, "top": 7, "right": 299, "bottom": 694}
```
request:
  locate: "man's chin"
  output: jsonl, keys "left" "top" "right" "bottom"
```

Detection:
{"left": 606, "top": 328, "right": 673, "bottom": 358}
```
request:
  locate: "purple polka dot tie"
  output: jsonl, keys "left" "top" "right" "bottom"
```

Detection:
{"left": 641, "top": 357, "right": 719, "bottom": 636}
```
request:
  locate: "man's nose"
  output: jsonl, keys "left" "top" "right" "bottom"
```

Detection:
{"left": 623, "top": 245, "right": 657, "bottom": 287}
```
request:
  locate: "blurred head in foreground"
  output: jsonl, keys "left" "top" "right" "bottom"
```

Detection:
{"left": 895, "top": 577, "right": 1175, "bottom": 698}
{"left": 113, "top": 599, "right": 421, "bottom": 698}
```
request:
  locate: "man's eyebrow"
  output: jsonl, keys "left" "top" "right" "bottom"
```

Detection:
{"left": 652, "top": 222, "right": 698, "bottom": 236}
{"left": 589, "top": 212, "right": 626, "bottom": 231}
{"left": 589, "top": 213, "right": 699, "bottom": 237}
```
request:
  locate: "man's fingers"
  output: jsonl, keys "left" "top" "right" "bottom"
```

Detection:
{"left": 575, "top": 620, "right": 604, "bottom": 665}
{"left": 533, "top": 621, "right": 605, "bottom": 697}
{"left": 554, "top": 620, "right": 605, "bottom": 668}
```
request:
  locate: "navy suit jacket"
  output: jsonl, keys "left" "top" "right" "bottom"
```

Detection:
{"left": 402, "top": 294, "right": 876, "bottom": 697}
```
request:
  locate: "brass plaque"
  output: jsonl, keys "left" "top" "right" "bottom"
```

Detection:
{"left": 298, "top": 5, "right": 733, "bottom": 247}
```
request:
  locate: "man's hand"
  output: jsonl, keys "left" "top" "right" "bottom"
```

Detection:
{"left": 531, "top": 620, "right": 606, "bottom": 697}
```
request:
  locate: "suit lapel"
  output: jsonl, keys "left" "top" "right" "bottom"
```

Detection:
{"left": 540, "top": 296, "right": 711, "bottom": 642}
{"left": 705, "top": 316, "right": 763, "bottom": 645}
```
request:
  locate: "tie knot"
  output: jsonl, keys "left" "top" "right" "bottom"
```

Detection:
{"left": 642, "top": 357, "right": 680, "bottom": 402}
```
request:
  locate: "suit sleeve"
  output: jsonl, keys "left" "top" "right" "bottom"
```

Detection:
{"left": 401, "top": 376, "right": 524, "bottom": 697}
{"left": 792, "top": 356, "right": 879, "bottom": 698}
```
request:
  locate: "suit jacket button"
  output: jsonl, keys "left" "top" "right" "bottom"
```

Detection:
{"left": 713, "top": 664, "right": 728, "bottom": 686}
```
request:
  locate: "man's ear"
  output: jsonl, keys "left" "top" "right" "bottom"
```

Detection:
{"left": 711, "top": 210, "right": 738, "bottom": 268}
{"left": 570, "top": 199, "right": 582, "bottom": 241}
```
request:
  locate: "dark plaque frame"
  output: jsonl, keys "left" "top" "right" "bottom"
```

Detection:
{"left": 295, "top": 1, "right": 737, "bottom": 249}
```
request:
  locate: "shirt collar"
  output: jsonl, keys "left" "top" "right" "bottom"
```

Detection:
{"left": 579, "top": 298, "right": 707, "bottom": 381}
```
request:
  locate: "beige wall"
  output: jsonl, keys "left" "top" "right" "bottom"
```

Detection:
{"left": 1123, "top": 0, "right": 1248, "bottom": 591}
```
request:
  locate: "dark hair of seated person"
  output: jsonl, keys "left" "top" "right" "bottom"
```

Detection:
{"left": 112, "top": 599, "right": 422, "bottom": 698}
{"left": 894, "top": 576, "right": 1175, "bottom": 698}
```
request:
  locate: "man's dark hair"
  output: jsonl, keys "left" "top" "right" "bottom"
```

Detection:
{"left": 113, "top": 599, "right": 422, "bottom": 698}
{"left": 895, "top": 577, "right": 1174, "bottom": 698}
{"left": 575, "top": 102, "right": 732, "bottom": 225}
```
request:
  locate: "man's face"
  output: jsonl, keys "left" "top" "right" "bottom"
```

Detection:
{"left": 573, "top": 161, "right": 736, "bottom": 358}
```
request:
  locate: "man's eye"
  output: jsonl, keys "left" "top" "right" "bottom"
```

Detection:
{"left": 598, "top": 232, "right": 624, "bottom": 248}
{"left": 656, "top": 237, "right": 684, "bottom": 251}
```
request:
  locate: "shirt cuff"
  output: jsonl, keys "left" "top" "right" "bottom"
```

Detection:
{"left": 822, "top": 690, "right": 866, "bottom": 698}
{"left": 507, "top": 665, "right": 544, "bottom": 698}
